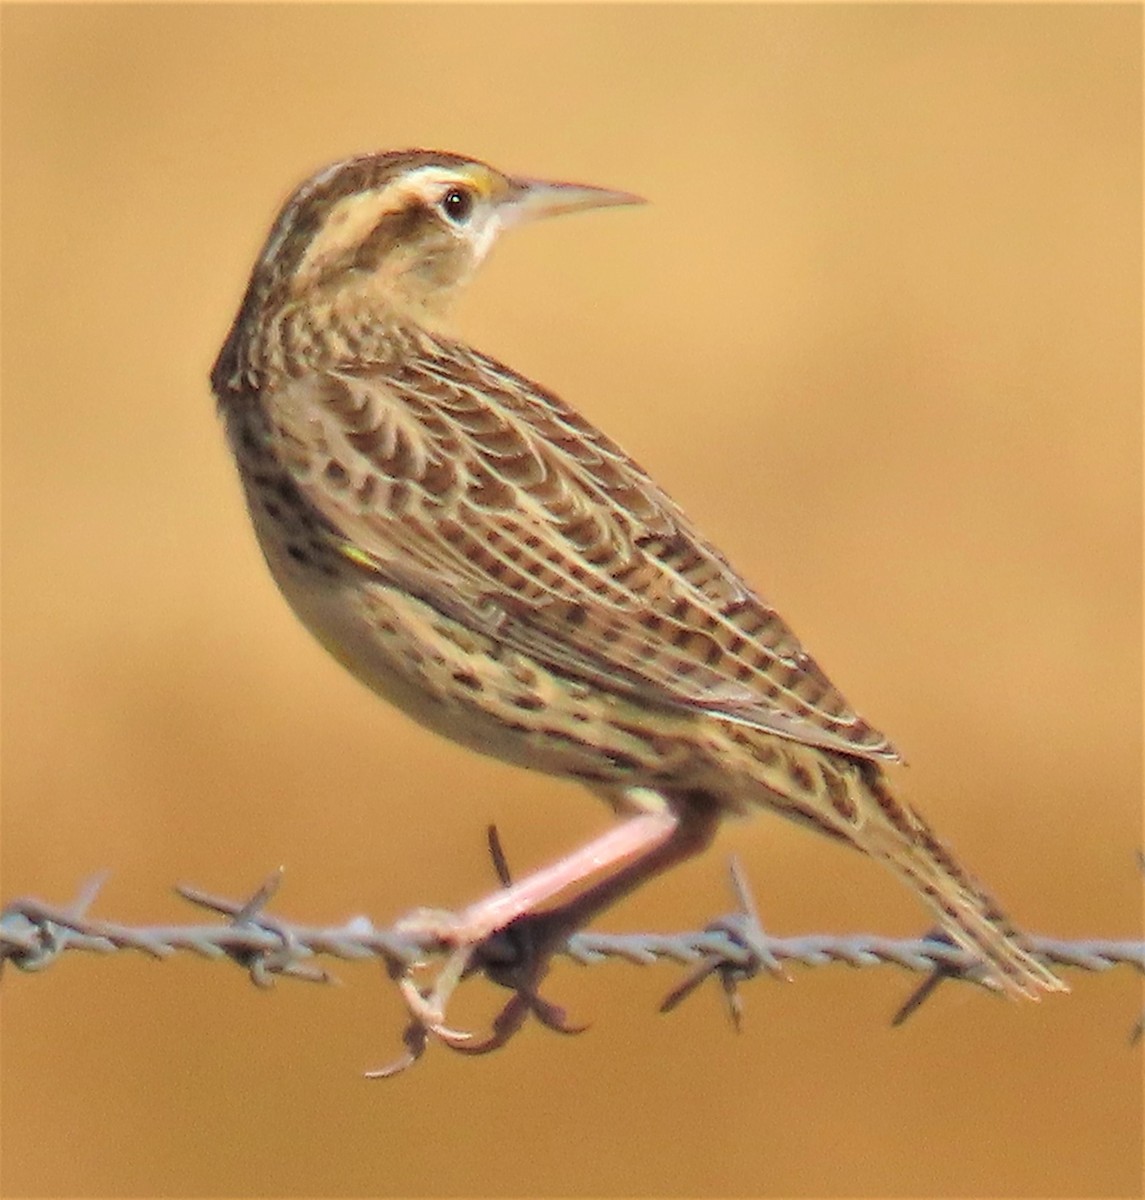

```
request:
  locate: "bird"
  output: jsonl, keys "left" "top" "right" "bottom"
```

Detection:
{"left": 211, "top": 149, "right": 1063, "bottom": 1042}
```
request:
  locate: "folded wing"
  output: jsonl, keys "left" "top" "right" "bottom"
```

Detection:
{"left": 265, "top": 336, "right": 899, "bottom": 762}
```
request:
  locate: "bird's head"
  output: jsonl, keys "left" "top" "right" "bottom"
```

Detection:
{"left": 244, "top": 149, "right": 644, "bottom": 324}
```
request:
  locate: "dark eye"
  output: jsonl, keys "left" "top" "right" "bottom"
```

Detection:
{"left": 439, "top": 186, "right": 474, "bottom": 224}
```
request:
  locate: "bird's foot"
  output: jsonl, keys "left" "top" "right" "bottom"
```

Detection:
{"left": 365, "top": 913, "right": 480, "bottom": 1077}
{"left": 367, "top": 913, "right": 588, "bottom": 1077}
{"left": 451, "top": 911, "right": 590, "bottom": 1054}
{"left": 368, "top": 830, "right": 589, "bottom": 1076}
{"left": 365, "top": 941, "right": 476, "bottom": 1078}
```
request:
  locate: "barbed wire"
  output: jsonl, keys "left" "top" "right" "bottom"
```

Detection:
{"left": 3, "top": 852, "right": 1142, "bottom": 1074}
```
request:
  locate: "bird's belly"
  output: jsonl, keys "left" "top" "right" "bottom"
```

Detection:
{"left": 253, "top": 520, "right": 684, "bottom": 786}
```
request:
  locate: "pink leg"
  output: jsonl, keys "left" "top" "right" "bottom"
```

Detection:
{"left": 401, "top": 810, "right": 680, "bottom": 945}
{"left": 535, "top": 797, "right": 720, "bottom": 936}
{"left": 380, "top": 796, "right": 721, "bottom": 1070}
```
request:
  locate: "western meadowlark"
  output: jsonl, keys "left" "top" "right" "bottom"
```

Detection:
{"left": 211, "top": 149, "right": 1062, "bottom": 1042}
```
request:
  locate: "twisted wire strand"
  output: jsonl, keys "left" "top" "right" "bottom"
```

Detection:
{"left": 7, "top": 856, "right": 1140, "bottom": 1074}
{"left": 3, "top": 867, "right": 1141, "bottom": 993}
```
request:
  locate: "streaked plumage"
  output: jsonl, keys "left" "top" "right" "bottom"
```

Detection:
{"left": 212, "top": 149, "right": 1062, "bottom": 1022}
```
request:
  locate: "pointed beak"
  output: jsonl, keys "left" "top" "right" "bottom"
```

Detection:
{"left": 499, "top": 175, "right": 646, "bottom": 228}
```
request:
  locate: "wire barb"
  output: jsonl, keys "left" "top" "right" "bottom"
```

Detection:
{"left": 659, "top": 857, "right": 790, "bottom": 1029}
{"left": 176, "top": 868, "right": 335, "bottom": 987}
{"left": 4, "top": 857, "right": 1142, "bottom": 1073}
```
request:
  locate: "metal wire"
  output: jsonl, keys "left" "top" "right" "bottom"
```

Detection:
{"left": 5, "top": 856, "right": 1142, "bottom": 1074}
{"left": 3, "top": 864, "right": 1141, "bottom": 993}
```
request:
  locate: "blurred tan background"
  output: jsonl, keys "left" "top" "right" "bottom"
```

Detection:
{"left": 2, "top": 5, "right": 1141, "bottom": 1197}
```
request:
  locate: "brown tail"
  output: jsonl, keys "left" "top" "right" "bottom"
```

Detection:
{"left": 720, "top": 727, "right": 1066, "bottom": 998}
{"left": 846, "top": 763, "right": 1065, "bottom": 998}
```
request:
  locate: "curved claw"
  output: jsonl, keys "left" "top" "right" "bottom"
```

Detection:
{"left": 365, "top": 1020, "right": 430, "bottom": 1079}
{"left": 449, "top": 977, "right": 592, "bottom": 1057}
{"left": 374, "top": 828, "right": 594, "bottom": 1071}
{"left": 368, "top": 957, "right": 477, "bottom": 1077}
{"left": 368, "top": 956, "right": 478, "bottom": 1078}
{"left": 397, "top": 976, "right": 475, "bottom": 1045}
{"left": 428, "top": 904, "right": 592, "bottom": 1057}
{"left": 451, "top": 993, "right": 532, "bottom": 1055}
{"left": 531, "top": 991, "right": 590, "bottom": 1036}
{"left": 394, "top": 941, "right": 481, "bottom": 1045}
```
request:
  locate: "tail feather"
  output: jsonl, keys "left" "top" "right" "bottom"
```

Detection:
{"left": 718, "top": 725, "right": 1066, "bottom": 998}
{"left": 841, "top": 763, "right": 1065, "bottom": 998}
